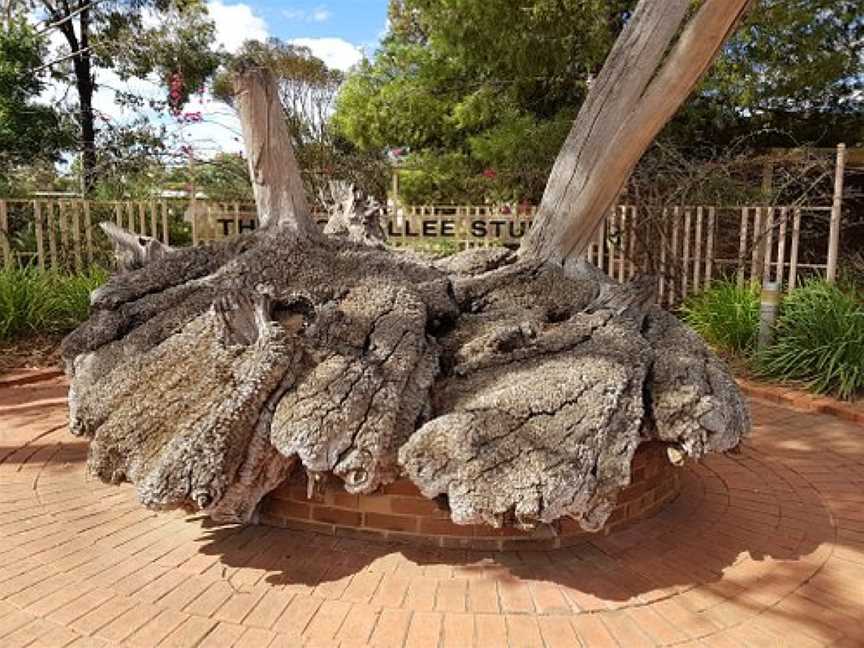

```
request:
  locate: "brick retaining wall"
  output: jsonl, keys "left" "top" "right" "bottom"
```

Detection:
{"left": 260, "top": 441, "right": 681, "bottom": 551}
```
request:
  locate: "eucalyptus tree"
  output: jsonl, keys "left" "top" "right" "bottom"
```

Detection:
{"left": 336, "top": 0, "right": 863, "bottom": 203}
{"left": 31, "top": 0, "right": 220, "bottom": 193}
{"left": 0, "top": 18, "right": 71, "bottom": 176}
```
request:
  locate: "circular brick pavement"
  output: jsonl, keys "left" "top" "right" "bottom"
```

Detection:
{"left": 0, "top": 372, "right": 862, "bottom": 647}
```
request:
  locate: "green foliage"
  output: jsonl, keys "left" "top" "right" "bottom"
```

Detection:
{"left": 0, "top": 20, "right": 73, "bottom": 170}
{"left": 0, "top": 267, "right": 108, "bottom": 341}
{"left": 332, "top": 0, "right": 626, "bottom": 203}
{"left": 104, "top": 3, "right": 222, "bottom": 107}
{"left": 704, "top": 0, "right": 863, "bottom": 146}
{"left": 335, "top": 0, "right": 863, "bottom": 203}
{"left": 757, "top": 281, "right": 864, "bottom": 401}
{"left": 680, "top": 281, "right": 760, "bottom": 356}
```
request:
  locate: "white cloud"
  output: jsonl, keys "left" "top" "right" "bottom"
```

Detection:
{"left": 283, "top": 5, "right": 332, "bottom": 23}
{"left": 290, "top": 37, "right": 363, "bottom": 72}
{"left": 35, "top": 3, "right": 366, "bottom": 164}
{"left": 311, "top": 8, "right": 332, "bottom": 22}
{"left": 206, "top": 0, "right": 269, "bottom": 53}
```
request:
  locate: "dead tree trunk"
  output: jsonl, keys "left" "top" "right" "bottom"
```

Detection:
{"left": 235, "top": 67, "right": 317, "bottom": 237}
{"left": 61, "top": 5, "right": 751, "bottom": 533}
{"left": 520, "top": 0, "right": 753, "bottom": 265}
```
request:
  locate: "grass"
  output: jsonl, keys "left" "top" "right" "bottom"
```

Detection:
{"left": 757, "top": 280, "right": 864, "bottom": 401}
{"left": 0, "top": 267, "right": 107, "bottom": 341}
{"left": 680, "top": 279, "right": 760, "bottom": 355}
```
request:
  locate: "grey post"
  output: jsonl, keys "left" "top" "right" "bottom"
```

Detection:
{"left": 758, "top": 281, "right": 781, "bottom": 351}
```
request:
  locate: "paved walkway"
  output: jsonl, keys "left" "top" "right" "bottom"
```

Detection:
{"left": 0, "top": 372, "right": 862, "bottom": 647}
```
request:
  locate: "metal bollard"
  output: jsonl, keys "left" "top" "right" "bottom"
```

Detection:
{"left": 758, "top": 281, "right": 780, "bottom": 351}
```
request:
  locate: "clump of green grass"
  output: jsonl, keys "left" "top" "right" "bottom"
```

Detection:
{"left": 757, "top": 280, "right": 864, "bottom": 400}
{"left": 0, "top": 267, "right": 107, "bottom": 340}
{"left": 680, "top": 280, "right": 760, "bottom": 355}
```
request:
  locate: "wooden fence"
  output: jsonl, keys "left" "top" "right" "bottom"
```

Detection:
{"left": 385, "top": 203, "right": 839, "bottom": 304}
{"left": 0, "top": 197, "right": 841, "bottom": 303}
{"left": 0, "top": 198, "right": 175, "bottom": 272}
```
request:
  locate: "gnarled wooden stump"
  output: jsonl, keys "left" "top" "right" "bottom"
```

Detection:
{"left": 63, "top": 0, "right": 753, "bottom": 534}
{"left": 63, "top": 229, "right": 748, "bottom": 529}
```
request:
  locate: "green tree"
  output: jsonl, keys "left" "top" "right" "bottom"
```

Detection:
{"left": 0, "top": 19, "right": 71, "bottom": 183}
{"left": 698, "top": 0, "right": 863, "bottom": 147}
{"left": 335, "top": 0, "right": 863, "bottom": 203}
{"left": 33, "top": 0, "right": 221, "bottom": 194}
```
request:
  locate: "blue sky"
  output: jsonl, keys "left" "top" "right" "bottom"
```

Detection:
{"left": 256, "top": 0, "right": 390, "bottom": 51}
{"left": 203, "top": 0, "right": 389, "bottom": 72}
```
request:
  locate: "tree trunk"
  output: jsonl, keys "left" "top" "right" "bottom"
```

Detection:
{"left": 75, "top": 60, "right": 97, "bottom": 195}
{"left": 234, "top": 67, "right": 317, "bottom": 236}
{"left": 61, "top": 1, "right": 752, "bottom": 534}
{"left": 519, "top": 0, "right": 753, "bottom": 265}
{"left": 50, "top": 2, "right": 98, "bottom": 194}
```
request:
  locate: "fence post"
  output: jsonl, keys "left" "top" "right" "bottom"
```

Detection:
{"left": 705, "top": 206, "right": 715, "bottom": 289}
{"left": 681, "top": 207, "right": 691, "bottom": 298}
{"left": 826, "top": 143, "right": 846, "bottom": 284}
{"left": 750, "top": 207, "right": 763, "bottom": 285}
{"left": 71, "top": 201, "right": 83, "bottom": 272}
{"left": 161, "top": 201, "right": 170, "bottom": 245}
{"left": 788, "top": 208, "right": 801, "bottom": 294}
{"left": 34, "top": 201, "right": 45, "bottom": 271}
{"left": 775, "top": 207, "right": 787, "bottom": 290}
{"left": 0, "top": 200, "right": 11, "bottom": 270}
{"left": 47, "top": 202, "right": 58, "bottom": 270}
{"left": 150, "top": 201, "right": 158, "bottom": 239}
{"left": 59, "top": 201, "right": 70, "bottom": 268}
{"left": 83, "top": 200, "right": 94, "bottom": 264}
{"left": 758, "top": 281, "right": 780, "bottom": 351}
{"left": 693, "top": 206, "right": 703, "bottom": 292}
{"left": 761, "top": 206, "right": 774, "bottom": 285}
{"left": 737, "top": 207, "right": 748, "bottom": 288}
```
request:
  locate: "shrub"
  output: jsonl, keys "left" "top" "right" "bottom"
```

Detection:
{"left": 0, "top": 267, "right": 107, "bottom": 340}
{"left": 680, "top": 280, "right": 760, "bottom": 355}
{"left": 757, "top": 280, "right": 864, "bottom": 400}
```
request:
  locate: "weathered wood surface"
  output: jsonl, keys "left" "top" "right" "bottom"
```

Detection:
{"left": 235, "top": 67, "right": 317, "bottom": 237}
{"left": 63, "top": 0, "right": 754, "bottom": 534}
{"left": 63, "top": 228, "right": 748, "bottom": 529}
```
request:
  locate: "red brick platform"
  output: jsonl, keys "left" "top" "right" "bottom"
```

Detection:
{"left": 1, "top": 372, "right": 862, "bottom": 647}
{"left": 261, "top": 443, "right": 681, "bottom": 551}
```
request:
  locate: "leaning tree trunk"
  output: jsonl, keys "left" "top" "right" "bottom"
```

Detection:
{"left": 62, "top": 0, "right": 752, "bottom": 534}
{"left": 519, "top": 0, "right": 753, "bottom": 266}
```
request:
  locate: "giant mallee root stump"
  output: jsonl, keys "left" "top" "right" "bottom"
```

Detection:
{"left": 62, "top": 221, "right": 749, "bottom": 539}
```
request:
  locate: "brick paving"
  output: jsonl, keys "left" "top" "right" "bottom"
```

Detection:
{"left": 0, "top": 374, "right": 862, "bottom": 647}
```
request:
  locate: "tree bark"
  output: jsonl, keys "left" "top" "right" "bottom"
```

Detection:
{"left": 520, "top": 0, "right": 753, "bottom": 265}
{"left": 234, "top": 67, "right": 317, "bottom": 236}
{"left": 74, "top": 44, "right": 97, "bottom": 195}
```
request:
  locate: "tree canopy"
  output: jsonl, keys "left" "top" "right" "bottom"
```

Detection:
{"left": 333, "top": 0, "right": 864, "bottom": 204}
{"left": 0, "top": 19, "right": 72, "bottom": 180}
{"left": 26, "top": 0, "right": 221, "bottom": 193}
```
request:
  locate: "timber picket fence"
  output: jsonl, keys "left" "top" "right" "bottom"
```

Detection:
{"left": 0, "top": 197, "right": 842, "bottom": 304}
